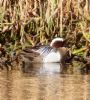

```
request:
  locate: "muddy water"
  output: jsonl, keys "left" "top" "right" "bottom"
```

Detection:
{"left": 0, "top": 63, "right": 90, "bottom": 100}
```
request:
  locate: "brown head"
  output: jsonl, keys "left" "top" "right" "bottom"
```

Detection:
{"left": 50, "top": 38, "right": 65, "bottom": 48}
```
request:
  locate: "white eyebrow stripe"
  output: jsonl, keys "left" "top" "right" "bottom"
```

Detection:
{"left": 50, "top": 38, "right": 64, "bottom": 47}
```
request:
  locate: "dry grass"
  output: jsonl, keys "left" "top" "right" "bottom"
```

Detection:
{"left": 0, "top": 0, "right": 90, "bottom": 57}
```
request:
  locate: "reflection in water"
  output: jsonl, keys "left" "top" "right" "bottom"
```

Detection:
{"left": 22, "top": 63, "right": 66, "bottom": 75}
{"left": 0, "top": 63, "right": 90, "bottom": 100}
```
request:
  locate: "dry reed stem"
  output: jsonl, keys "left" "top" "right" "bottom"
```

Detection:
{"left": 0, "top": 0, "right": 90, "bottom": 48}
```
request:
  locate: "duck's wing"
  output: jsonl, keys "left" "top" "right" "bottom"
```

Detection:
{"left": 19, "top": 45, "right": 55, "bottom": 63}
{"left": 35, "top": 46, "right": 54, "bottom": 56}
{"left": 22, "top": 45, "right": 54, "bottom": 56}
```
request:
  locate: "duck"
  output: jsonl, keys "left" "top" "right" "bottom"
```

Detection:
{"left": 19, "top": 38, "right": 69, "bottom": 63}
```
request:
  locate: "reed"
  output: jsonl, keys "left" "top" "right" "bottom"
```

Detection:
{"left": 0, "top": 0, "right": 90, "bottom": 58}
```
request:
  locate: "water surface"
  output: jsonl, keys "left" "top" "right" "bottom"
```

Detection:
{"left": 0, "top": 63, "right": 90, "bottom": 100}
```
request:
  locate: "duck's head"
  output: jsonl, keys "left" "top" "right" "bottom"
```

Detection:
{"left": 50, "top": 38, "right": 65, "bottom": 48}
{"left": 50, "top": 38, "right": 69, "bottom": 60}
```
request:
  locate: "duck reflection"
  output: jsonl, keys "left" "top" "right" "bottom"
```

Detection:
{"left": 21, "top": 62, "right": 67, "bottom": 75}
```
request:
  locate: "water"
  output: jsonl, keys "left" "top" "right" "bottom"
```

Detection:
{"left": 0, "top": 63, "right": 90, "bottom": 100}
